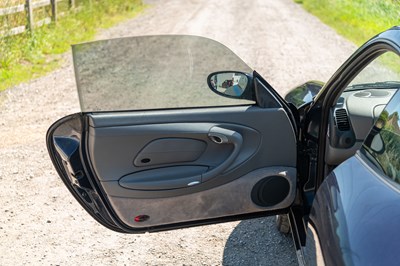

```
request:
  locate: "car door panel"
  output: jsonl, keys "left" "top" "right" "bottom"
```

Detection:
{"left": 50, "top": 104, "right": 298, "bottom": 231}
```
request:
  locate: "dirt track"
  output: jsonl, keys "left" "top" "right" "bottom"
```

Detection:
{"left": 0, "top": 0, "right": 356, "bottom": 265}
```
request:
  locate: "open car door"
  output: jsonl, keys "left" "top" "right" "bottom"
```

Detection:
{"left": 47, "top": 36, "right": 298, "bottom": 233}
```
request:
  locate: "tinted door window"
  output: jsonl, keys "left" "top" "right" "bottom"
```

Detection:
{"left": 72, "top": 36, "right": 254, "bottom": 112}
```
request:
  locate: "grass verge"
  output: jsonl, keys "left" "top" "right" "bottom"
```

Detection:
{"left": 295, "top": 0, "right": 400, "bottom": 45}
{"left": 0, "top": 0, "right": 146, "bottom": 91}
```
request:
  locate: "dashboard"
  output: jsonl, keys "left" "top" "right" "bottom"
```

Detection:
{"left": 326, "top": 88, "right": 398, "bottom": 165}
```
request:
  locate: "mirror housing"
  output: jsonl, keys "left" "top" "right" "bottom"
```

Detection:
{"left": 284, "top": 80, "right": 324, "bottom": 108}
{"left": 207, "top": 71, "right": 254, "bottom": 100}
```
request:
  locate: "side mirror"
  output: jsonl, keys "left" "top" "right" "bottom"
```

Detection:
{"left": 207, "top": 71, "right": 253, "bottom": 99}
{"left": 284, "top": 81, "right": 324, "bottom": 108}
{"left": 364, "top": 124, "right": 386, "bottom": 154}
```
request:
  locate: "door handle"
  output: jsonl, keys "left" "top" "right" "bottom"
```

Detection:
{"left": 201, "top": 126, "right": 243, "bottom": 182}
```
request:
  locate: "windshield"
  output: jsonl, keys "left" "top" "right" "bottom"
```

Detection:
{"left": 72, "top": 35, "right": 254, "bottom": 112}
{"left": 345, "top": 52, "right": 400, "bottom": 92}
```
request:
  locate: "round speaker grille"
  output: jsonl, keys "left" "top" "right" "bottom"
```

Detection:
{"left": 251, "top": 176, "right": 290, "bottom": 207}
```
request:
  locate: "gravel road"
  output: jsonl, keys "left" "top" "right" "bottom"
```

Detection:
{"left": 0, "top": 0, "right": 356, "bottom": 265}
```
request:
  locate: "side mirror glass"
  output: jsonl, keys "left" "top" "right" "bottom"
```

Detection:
{"left": 207, "top": 72, "right": 252, "bottom": 99}
{"left": 370, "top": 133, "right": 385, "bottom": 154}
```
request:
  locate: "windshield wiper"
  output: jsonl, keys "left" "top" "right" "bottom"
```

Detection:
{"left": 345, "top": 81, "right": 400, "bottom": 92}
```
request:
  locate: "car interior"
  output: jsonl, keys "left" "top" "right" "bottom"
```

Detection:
{"left": 52, "top": 105, "right": 298, "bottom": 229}
{"left": 325, "top": 51, "right": 400, "bottom": 167}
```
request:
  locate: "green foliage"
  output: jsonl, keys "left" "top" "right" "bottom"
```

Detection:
{"left": 0, "top": 0, "right": 145, "bottom": 91}
{"left": 297, "top": 0, "right": 400, "bottom": 45}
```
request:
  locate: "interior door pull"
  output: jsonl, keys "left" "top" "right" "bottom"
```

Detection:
{"left": 202, "top": 126, "right": 243, "bottom": 182}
